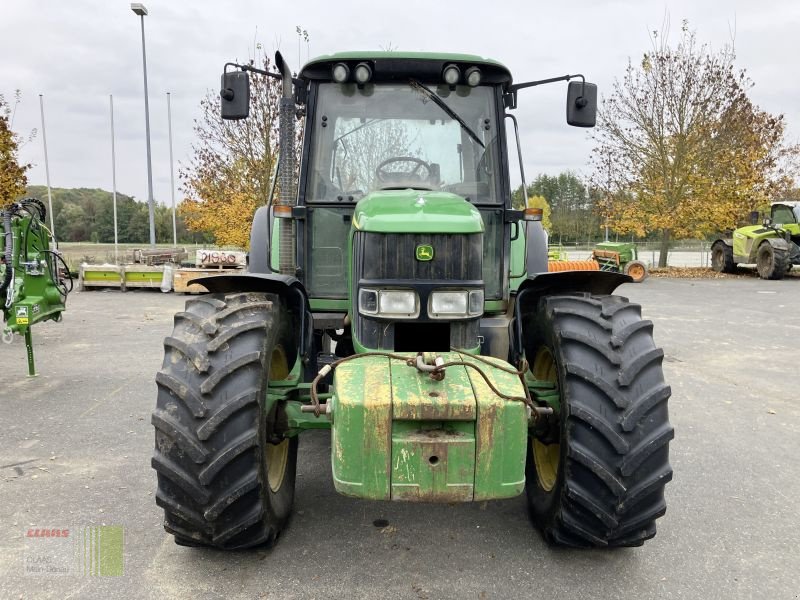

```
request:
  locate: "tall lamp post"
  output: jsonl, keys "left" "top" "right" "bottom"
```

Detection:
{"left": 167, "top": 92, "right": 177, "bottom": 247}
{"left": 131, "top": 2, "right": 156, "bottom": 247}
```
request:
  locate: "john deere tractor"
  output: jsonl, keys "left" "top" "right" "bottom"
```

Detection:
{"left": 711, "top": 201, "right": 800, "bottom": 279}
{"left": 1, "top": 198, "right": 71, "bottom": 375}
{"left": 152, "top": 52, "right": 673, "bottom": 550}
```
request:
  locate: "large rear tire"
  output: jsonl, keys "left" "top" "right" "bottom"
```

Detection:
{"left": 756, "top": 242, "right": 788, "bottom": 280}
{"left": 523, "top": 293, "right": 673, "bottom": 547}
{"left": 152, "top": 292, "right": 298, "bottom": 549}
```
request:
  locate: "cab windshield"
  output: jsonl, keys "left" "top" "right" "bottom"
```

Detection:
{"left": 772, "top": 204, "right": 800, "bottom": 224}
{"left": 306, "top": 82, "right": 501, "bottom": 204}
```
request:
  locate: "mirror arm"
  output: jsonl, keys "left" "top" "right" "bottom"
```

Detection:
{"left": 504, "top": 73, "right": 585, "bottom": 110}
{"left": 224, "top": 62, "right": 304, "bottom": 88}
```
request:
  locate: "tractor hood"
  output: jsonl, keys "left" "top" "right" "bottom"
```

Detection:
{"left": 352, "top": 190, "right": 484, "bottom": 234}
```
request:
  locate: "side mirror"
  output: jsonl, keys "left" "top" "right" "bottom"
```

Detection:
{"left": 749, "top": 211, "right": 760, "bottom": 225}
{"left": 566, "top": 81, "right": 597, "bottom": 128}
{"left": 220, "top": 70, "right": 250, "bottom": 120}
{"left": 763, "top": 216, "right": 772, "bottom": 227}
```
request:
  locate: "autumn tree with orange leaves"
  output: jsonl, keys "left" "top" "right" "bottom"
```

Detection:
{"left": 591, "top": 23, "right": 798, "bottom": 266}
{"left": 180, "top": 53, "right": 301, "bottom": 248}
{"left": 0, "top": 92, "right": 31, "bottom": 207}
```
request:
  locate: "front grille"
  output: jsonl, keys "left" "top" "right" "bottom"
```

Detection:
{"left": 353, "top": 231, "right": 482, "bottom": 351}
{"left": 356, "top": 232, "right": 482, "bottom": 281}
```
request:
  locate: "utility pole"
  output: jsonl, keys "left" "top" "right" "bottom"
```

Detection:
{"left": 131, "top": 3, "right": 156, "bottom": 247}
{"left": 167, "top": 92, "right": 177, "bottom": 246}
{"left": 38, "top": 95, "right": 55, "bottom": 236}
{"left": 110, "top": 95, "right": 119, "bottom": 262}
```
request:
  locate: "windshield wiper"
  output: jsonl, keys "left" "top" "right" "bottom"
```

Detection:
{"left": 409, "top": 79, "right": 485, "bottom": 149}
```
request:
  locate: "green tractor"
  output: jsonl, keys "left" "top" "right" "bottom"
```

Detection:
{"left": 711, "top": 201, "right": 800, "bottom": 279}
{"left": 151, "top": 51, "right": 673, "bottom": 550}
{"left": 1, "top": 198, "right": 71, "bottom": 375}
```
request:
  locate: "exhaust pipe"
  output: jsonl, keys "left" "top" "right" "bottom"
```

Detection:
{"left": 274, "top": 51, "right": 296, "bottom": 276}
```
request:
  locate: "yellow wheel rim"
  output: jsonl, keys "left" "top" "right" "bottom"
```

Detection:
{"left": 628, "top": 263, "right": 645, "bottom": 282}
{"left": 266, "top": 345, "right": 290, "bottom": 493}
{"left": 265, "top": 439, "right": 289, "bottom": 493}
{"left": 531, "top": 347, "right": 560, "bottom": 492}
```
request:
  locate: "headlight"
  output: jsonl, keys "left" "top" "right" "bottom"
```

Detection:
{"left": 354, "top": 62, "right": 373, "bottom": 84}
{"left": 429, "top": 290, "right": 484, "bottom": 318}
{"left": 332, "top": 62, "right": 350, "bottom": 83}
{"left": 442, "top": 64, "right": 461, "bottom": 86}
{"left": 468, "top": 290, "right": 484, "bottom": 315}
{"left": 465, "top": 66, "right": 482, "bottom": 87}
{"left": 358, "top": 288, "right": 378, "bottom": 314}
{"left": 379, "top": 290, "right": 418, "bottom": 317}
{"left": 359, "top": 288, "right": 418, "bottom": 318}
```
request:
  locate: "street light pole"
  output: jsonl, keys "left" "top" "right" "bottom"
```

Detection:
{"left": 167, "top": 92, "right": 177, "bottom": 247}
{"left": 38, "top": 95, "right": 55, "bottom": 236}
{"left": 110, "top": 95, "right": 119, "bottom": 262}
{"left": 131, "top": 3, "right": 156, "bottom": 247}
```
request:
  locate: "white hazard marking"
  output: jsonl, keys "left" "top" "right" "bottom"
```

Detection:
{"left": 394, "top": 448, "right": 413, "bottom": 481}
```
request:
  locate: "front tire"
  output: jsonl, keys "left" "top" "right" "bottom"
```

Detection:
{"left": 523, "top": 293, "right": 673, "bottom": 547}
{"left": 756, "top": 242, "right": 788, "bottom": 280}
{"left": 152, "top": 292, "right": 298, "bottom": 549}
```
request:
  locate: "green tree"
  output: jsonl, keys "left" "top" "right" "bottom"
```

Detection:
{"left": 25, "top": 186, "right": 195, "bottom": 244}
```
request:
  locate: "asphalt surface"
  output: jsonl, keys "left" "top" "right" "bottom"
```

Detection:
{"left": 1, "top": 276, "right": 798, "bottom": 599}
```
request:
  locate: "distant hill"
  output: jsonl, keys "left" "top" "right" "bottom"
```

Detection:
{"left": 25, "top": 186, "right": 206, "bottom": 244}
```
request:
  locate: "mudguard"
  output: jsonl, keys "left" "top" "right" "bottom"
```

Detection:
{"left": 761, "top": 236, "right": 791, "bottom": 252}
{"left": 192, "top": 272, "right": 312, "bottom": 365}
{"left": 247, "top": 206, "right": 272, "bottom": 274}
{"left": 511, "top": 270, "right": 631, "bottom": 362}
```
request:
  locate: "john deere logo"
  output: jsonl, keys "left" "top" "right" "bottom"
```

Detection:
{"left": 416, "top": 244, "right": 434, "bottom": 261}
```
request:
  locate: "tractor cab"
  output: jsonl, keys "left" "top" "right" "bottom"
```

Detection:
{"left": 769, "top": 201, "right": 800, "bottom": 231}
{"left": 298, "top": 54, "right": 513, "bottom": 351}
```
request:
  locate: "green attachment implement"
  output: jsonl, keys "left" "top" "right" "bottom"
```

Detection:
{"left": 1, "top": 198, "right": 71, "bottom": 375}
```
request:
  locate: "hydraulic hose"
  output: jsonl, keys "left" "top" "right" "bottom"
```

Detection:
{"left": 0, "top": 210, "right": 12, "bottom": 296}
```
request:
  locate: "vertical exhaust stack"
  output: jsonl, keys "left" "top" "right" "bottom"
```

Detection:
{"left": 275, "top": 51, "right": 296, "bottom": 276}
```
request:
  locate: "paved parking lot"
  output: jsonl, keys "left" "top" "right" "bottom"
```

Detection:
{"left": 1, "top": 276, "right": 798, "bottom": 599}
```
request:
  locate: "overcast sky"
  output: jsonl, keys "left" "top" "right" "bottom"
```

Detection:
{"left": 3, "top": 0, "right": 799, "bottom": 206}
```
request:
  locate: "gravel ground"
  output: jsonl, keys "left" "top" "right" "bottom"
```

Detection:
{"left": 1, "top": 277, "right": 798, "bottom": 599}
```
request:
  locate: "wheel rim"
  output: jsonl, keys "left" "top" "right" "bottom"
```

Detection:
{"left": 266, "top": 345, "right": 290, "bottom": 493}
{"left": 265, "top": 439, "right": 289, "bottom": 493}
{"left": 628, "top": 263, "right": 645, "bottom": 281}
{"left": 711, "top": 248, "right": 722, "bottom": 271}
{"left": 757, "top": 247, "right": 772, "bottom": 275}
{"left": 531, "top": 347, "right": 560, "bottom": 492}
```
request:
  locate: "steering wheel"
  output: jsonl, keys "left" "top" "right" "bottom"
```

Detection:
{"left": 375, "top": 156, "right": 432, "bottom": 185}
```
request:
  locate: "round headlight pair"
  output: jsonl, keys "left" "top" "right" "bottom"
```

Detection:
{"left": 442, "top": 65, "right": 482, "bottom": 87}
{"left": 332, "top": 62, "right": 372, "bottom": 84}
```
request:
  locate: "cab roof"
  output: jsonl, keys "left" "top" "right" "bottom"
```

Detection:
{"left": 299, "top": 51, "right": 513, "bottom": 87}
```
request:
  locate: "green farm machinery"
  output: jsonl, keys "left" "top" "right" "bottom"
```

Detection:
{"left": 1, "top": 199, "right": 71, "bottom": 375}
{"left": 152, "top": 51, "right": 673, "bottom": 549}
{"left": 591, "top": 241, "right": 649, "bottom": 283}
{"left": 711, "top": 201, "right": 800, "bottom": 279}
